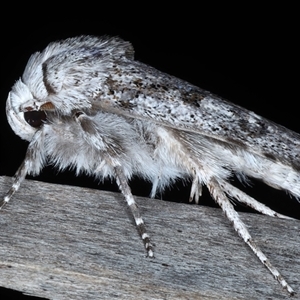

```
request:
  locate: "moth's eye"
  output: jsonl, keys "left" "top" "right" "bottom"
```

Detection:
{"left": 24, "top": 111, "right": 47, "bottom": 128}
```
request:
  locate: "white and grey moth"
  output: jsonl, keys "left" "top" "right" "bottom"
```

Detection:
{"left": 2, "top": 35, "right": 299, "bottom": 295}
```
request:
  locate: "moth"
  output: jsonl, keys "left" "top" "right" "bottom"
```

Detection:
{"left": 2, "top": 35, "right": 299, "bottom": 295}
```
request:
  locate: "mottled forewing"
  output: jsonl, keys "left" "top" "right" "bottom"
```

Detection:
{"left": 88, "top": 59, "right": 300, "bottom": 170}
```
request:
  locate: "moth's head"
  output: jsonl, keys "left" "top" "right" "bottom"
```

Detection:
{"left": 6, "top": 79, "right": 48, "bottom": 141}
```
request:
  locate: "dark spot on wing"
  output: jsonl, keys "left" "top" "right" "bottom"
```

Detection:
{"left": 262, "top": 151, "right": 278, "bottom": 162}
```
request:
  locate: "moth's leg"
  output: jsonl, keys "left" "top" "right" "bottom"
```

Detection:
{"left": 219, "top": 180, "right": 293, "bottom": 219}
{"left": 0, "top": 130, "right": 43, "bottom": 210}
{"left": 114, "top": 166, "right": 154, "bottom": 257}
{"left": 0, "top": 160, "right": 29, "bottom": 210}
{"left": 189, "top": 175, "right": 202, "bottom": 204}
{"left": 207, "top": 178, "right": 295, "bottom": 295}
{"left": 150, "top": 177, "right": 159, "bottom": 198}
{"left": 74, "top": 111, "right": 154, "bottom": 256}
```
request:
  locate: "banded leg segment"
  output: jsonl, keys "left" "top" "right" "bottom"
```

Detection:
{"left": 207, "top": 178, "right": 295, "bottom": 295}
{"left": 219, "top": 180, "right": 293, "bottom": 219}
{"left": 1, "top": 130, "right": 44, "bottom": 210}
{"left": 114, "top": 166, "right": 154, "bottom": 257}
{"left": 0, "top": 160, "right": 29, "bottom": 210}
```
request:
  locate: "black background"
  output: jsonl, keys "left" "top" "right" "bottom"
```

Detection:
{"left": 0, "top": 4, "right": 299, "bottom": 299}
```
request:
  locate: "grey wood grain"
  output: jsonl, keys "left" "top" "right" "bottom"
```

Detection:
{"left": 0, "top": 176, "right": 299, "bottom": 299}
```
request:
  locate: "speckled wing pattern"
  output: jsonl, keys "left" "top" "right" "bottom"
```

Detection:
{"left": 90, "top": 58, "right": 300, "bottom": 170}
{"left": 39, "top": 37, "right": 300, "bottom": 171}
{"left": 2, "top": 36, "right": 299, "bottom": 295}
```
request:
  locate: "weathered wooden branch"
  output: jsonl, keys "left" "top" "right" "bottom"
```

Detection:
{"left": 0, "top": 176, "right": 299, "bottom": 299}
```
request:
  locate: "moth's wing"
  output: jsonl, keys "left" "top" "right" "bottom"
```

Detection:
{"left": 31, "top": 36, "right": 300, "bottom": 171}
{"left": 93, "top": 59, "right": 300, "bottom": 171}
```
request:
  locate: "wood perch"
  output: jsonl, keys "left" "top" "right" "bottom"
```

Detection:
{"left": 0, "top": 176, "right": 299, "bottom": 299}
